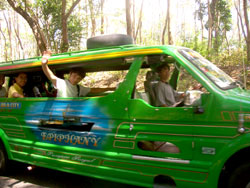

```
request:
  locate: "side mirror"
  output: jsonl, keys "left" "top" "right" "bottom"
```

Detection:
{"left": 184, "top": 90, "right": 205, "bottom": 114}
{"left": 184, "top": 90, "right": 202, "bottom": 106}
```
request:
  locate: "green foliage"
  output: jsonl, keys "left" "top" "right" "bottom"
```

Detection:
{"left": 210, "top": 0, "right": 232, "bottom": 53}
{"left": 0, "top": 1, "right": 8, "bottom": 10}
{"left": 36, "top": 0, "right": 85, "bottom": 52}
{"left": 178, "top": 33, "right": 208, "bottom": 58}
{"left": 195, "top": 0, "right": 207, "bottom": 22}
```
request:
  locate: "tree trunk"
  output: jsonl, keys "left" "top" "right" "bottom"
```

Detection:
{"left": 3, "top": 12, "right": 12, "bottom": 60}
{"left": 243, "top": 0, "right": 250, "bottom": 62}
{"left": 132, "top": 0, "right": 135, "bottom": 38}
{"left": 100, "top": 0, "right": 105, "bottom": 34}
{"left": 167, "top": 0, "right": 173, "bottom": 45}
{"left": 235, "top": 0, "right": 247, "bottom": 40}
{"left": 162, "top": 0, "right": 172, "bottom": 45}
{"left": 88, "top": 0, "right": 96, "bottom": 37}
{"left": 125, "top": 0, "right": 133, "bottom": 37}
{"left": 134, "top": 0, "right": 143, "bottom": 42}
{"left": 201, "top": 19, "right": 204, "bottom": 42}
{"left": 61, "top": 0, "right": 81, "bottom": 52}
{"left": 207, "top": 0, "right": 213, "bottom": 56}
{"left": 198, "top": 0, "right": 204, "bottom": 42}
{"left": 224, "top": 29, "right": 230, "bottom": 56}
{"left": 7, "top": 0, "right": 47, "bottom": 54}
{"left": 61, "top": 0, "right": 69, "bottom": 52}
{"left": 236, "top": 6, "right": 242, "bottom": 48}
{"left": 0, "top": 23, "right": 8, "bottom": 61}
{"left": 212, "top": 0, "right": 221, "bottom": 55}
{"left": 14, "top": 13, "right": 24, "bottom": 59}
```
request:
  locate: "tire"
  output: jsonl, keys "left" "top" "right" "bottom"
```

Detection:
{"left": 227, "top": 162, "right": 250, "bottom": 188}
{"left": 86, "top": 34, "right": 134, "bottom": 49}
{"left": 154, "top": 175, "right": 176, "bottom": 188}
{"left": 0, "top": 144, "right": 8, "bottom": 175}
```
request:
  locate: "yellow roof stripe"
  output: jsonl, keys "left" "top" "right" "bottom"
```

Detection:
{"left": 32, "top": 48, "right": 163, "bottom": 66}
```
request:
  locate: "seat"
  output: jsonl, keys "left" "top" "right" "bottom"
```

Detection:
{"left": 144, "top": 71, "right": 159, "bottom": 106}
{"left": 134, "top": 90, "right": 150, "bottom": 104}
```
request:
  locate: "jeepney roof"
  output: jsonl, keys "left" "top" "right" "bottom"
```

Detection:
{"left": 0, "top": 45, "right": 179, "bottom": 75}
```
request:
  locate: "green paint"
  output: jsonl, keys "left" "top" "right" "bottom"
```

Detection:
{"left": 0, "top": 44, "right": 249, "bottom": 188}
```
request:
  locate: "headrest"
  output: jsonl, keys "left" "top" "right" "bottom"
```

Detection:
{"left": 146, "top": 71, "right": 158, "bottom": 81}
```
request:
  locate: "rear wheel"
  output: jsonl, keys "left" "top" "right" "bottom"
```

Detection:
{"left": 227, "top": 163, "right": 250, "bottom": 188}
{"left": 0, "top": 144, "right": 8, "bottom": 175}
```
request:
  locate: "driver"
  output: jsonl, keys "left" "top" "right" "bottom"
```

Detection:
{"left": 155, "top": 64, "right": 185, "bottom": 107}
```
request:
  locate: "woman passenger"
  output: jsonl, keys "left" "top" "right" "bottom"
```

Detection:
{"left": 8, "top": 72, "right": 27, "bottom": 98}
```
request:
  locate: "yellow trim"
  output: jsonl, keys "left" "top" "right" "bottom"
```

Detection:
{"left": 30, "top": 48, "right": 163, "bottom": 67}
{"left": 113, "top": 140, "right": 135, "bottom": 149}
{"left": 115, "top": 122, "right": 240, "bottom": 140}
{"left": 102, "top": 159, "right": 208, "bottom": 183}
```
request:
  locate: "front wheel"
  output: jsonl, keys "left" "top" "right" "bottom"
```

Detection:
{"left": 0, "top": 144, "right": 8, "bottom": 175}
{"left": 227, "top": 163, "right": 250, "bottom": 188}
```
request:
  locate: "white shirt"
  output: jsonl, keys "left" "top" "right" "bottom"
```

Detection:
{"left": 55, "top": 78, "right": 90, "bottom": 98}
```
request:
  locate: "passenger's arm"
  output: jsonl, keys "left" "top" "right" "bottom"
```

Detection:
{"left": 8, "top": 86, "right": 24, "bottom": 98}
{"left": 89, "top": 87, "right": 116, "bottom": 94}
{"left": 41, "top": 51, "right": 58, "bottom": 87}
{"left": 12, "top": 92, "right": 24, "bottom": 98}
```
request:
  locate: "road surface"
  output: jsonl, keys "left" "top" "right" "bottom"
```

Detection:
{"left": 0, "top": 162, "right": 142, "bottom": 188}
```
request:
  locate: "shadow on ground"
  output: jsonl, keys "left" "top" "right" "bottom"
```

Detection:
{"left": 0, "top": 162, "right": 143, "bottom": 188}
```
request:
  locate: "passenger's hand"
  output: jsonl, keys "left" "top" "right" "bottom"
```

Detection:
{"left": 42, "top": 50, "right": 52, "bottom": 64}
{"left": 180, "top": 93, "right": 186, "bottom": 98}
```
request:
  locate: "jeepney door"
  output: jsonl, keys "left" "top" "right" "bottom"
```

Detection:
{"left": 126, "top": 101, "right": 194, "bottom": 161}
{"left": 113, "top": 57, "right": 195, "bottom": 161}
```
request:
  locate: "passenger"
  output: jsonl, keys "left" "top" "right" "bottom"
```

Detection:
{"left": 0, "top": 74, "right": 7, "bottom": 97}
{"left": 41, "top": 50, "right": 115, "bottom": 97}
{"left": 8, "top": 72, "right": 27, "bottom": 98}
{"left": 155, "top": 64, "right": 185, "bottom": 107}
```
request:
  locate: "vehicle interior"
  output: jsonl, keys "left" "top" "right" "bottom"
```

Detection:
{"left": 133, "top": 55, "right": 207, "bottom": 107}
{"left": 2, "top": 54, "right": 207, "bottom": 106}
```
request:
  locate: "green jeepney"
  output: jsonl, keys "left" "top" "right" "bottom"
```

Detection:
{"left": 0, "top": 34, "right": 249, "bottom": 188}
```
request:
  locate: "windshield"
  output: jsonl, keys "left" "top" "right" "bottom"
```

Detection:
{"left": 178, "top": 49, "right": 236, "bottom": 90}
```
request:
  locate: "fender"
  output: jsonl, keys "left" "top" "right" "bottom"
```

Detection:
{"left": 0, "top": 128, "right": 12, "bottom": 160}
{"left": 206, "top": 133, "right": 250, "bottom": 187}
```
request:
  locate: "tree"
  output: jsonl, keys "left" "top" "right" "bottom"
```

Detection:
{"left": 100, "top": 0, "right": 105, "bottom": 34}
{"left": 125, "top": 0, "right": 133, "bottom": 37}
{"left": 0, "top": 22, "right": 8, "bottom": 61}
{"left": 195, "top": 0, "right": 207, "bottom": 42}
{"left": 243, "top": 0, "right": 250, "bottom": 62}
{"left": 207, "top": 0, "right": 213, "bottom": 56}
{"left": 3, "top": 11, "right": 13, "bottom": 59}
{"left": 7, "top": 0, "right": 47, "bottom": 53}
{"left": 213, "top": 0, "right": 232, "bottom": 54}
{"left": 88, "top": 0, "right": 97, "bottom": 37}
{"left": 7, "top": 0, "right": 82, "bottom": 54}
{"left": 61, "top": 0, "right": 81, "bottom": 52}
{"left": 134, "top": 0, "right": 144, "bottom": 42}
{"left": 234, "top": 0, "right": 242, "bottom": 48}
{"left": 162, "top": 0, "right": 173, "bottom": 45}
{"left": 206, "top": 0, "right": 232, "bottom": 56}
